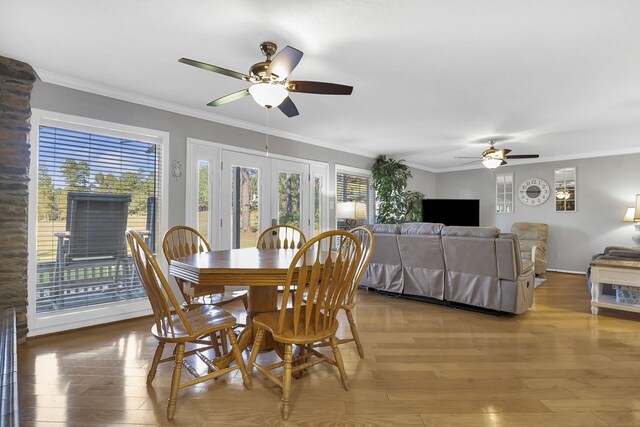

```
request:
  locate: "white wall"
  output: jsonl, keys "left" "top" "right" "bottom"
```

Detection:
{"left": 436, "top": 154, "right": 640, "bottom": 272}
{"left": 30, "top": 81, "right": 436, "bottom": 227}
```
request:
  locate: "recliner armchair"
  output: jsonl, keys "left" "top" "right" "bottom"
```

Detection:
{"left": 510, "top": 222, "right": 549, "bottom": 276}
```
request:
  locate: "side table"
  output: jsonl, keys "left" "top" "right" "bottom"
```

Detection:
{"left": 590, "top": 258, "right": 640, "bottom": 315}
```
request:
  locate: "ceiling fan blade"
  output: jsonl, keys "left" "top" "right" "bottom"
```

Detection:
{"left": 179, "top": 57, "right": 250, "bottom": 81}
{"left": 267, "top": 46, "right": 303, "bottom": 80}
{"left": 500, "top": 160, "right": 508, "bottom": 165}
{"left": 287, "top": 81, "right": 353, "bottom": 95}
{"left": 278, "top": 97, "right": 299, "bottom": 118}
{"left": 454, "top": 156, "right": 481, "bottom": 159}
{"left": 460, "top": 159, "right": 482, "bottom": 165}
{"left": 504, "top": 154, "right": 540, "bottom": 159}
{"left": 207, "top": 89, "right": 250, "bottom": 107}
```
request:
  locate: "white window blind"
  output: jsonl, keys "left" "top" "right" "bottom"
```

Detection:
{"left": 35, "top": 125, "right": 162, "bottom": 315}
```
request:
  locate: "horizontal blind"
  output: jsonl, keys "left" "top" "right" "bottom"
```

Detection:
{"left": 336, "top": 172, "right": 373, "bottom": 229}
{"left": 36, "top": 126, "right": 162, "bottom": 315}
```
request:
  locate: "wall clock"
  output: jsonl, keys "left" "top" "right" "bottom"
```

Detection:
{"left": 518, "top": 178, "right": 550, "bottom": 206}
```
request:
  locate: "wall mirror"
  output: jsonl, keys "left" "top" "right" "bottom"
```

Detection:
{"left": 496, "top": 173, "right": 514, "bottom": 213}
{"left": 554, "top": 167, "right": 576, "bottom": 212}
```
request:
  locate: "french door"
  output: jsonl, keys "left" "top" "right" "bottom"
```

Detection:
{"left": 271, "top": 159, "right": 310, "bottom": 235}
{"left": 220, "top": 151, "right": 271, "bottom": 249}
{"left": 186, "top": 140, "right": 327, "bottom": 250}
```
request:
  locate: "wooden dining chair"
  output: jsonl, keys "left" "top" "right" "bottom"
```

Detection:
{"left": 313, "top": 226, "right": 375, "bottom": 359}
{"left": 126, "top": 230, "right": 251, "bottom": 420}
{"left": 163, "top": 225, "right": 248, "bottom": 310}
{"left": 256, "top": 224, "right": 306, "bottom": 249}
{"left": 247, "top": 230, "right": 362, "bottom": 420}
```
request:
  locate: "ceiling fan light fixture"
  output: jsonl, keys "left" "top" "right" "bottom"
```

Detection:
{"left": 482, "top": 158, "right": 503, "bottom": 169}
{"left": 248, "top": 83, "right": 288, "bottom": 109}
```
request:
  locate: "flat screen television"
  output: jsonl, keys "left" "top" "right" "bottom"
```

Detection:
{"left": 422, "top": 199, "right": 480, "bottom": 227}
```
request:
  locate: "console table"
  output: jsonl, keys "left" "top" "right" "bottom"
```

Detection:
{"left": 590, "top": 258, "right": 640, "bottom": 315}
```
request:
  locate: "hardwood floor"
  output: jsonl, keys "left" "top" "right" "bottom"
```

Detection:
{"left": 17, "top": 272, "right": 640, "bottom": 426}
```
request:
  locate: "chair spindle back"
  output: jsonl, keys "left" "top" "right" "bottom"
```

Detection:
{"left": 127, "top": 230, "right": 192, "bottom": 337}
{"left": 278, "top": 230, "right": 361, "bottom": 336}
{"left": 257, "top": 225, "right": 306, "bottom": 250}
{"left": 345, "top": 226, "right": 375, "bottom": 306}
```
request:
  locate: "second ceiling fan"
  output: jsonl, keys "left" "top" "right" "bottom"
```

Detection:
{"left": 456, "top": 140, "right": 540, "bottom": 169}
{"left": 179, "top": 41, "right": 353, "bottom": 118}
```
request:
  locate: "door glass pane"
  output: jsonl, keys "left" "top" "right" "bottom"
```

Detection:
{"left": 314, "top": 175, "right": 321, "bottom": 236}
{"left": 231, "top": 166, "right": 259, "bottom": 248}
{"left": 198, "top": 160, "right": 209, "bottom": 238}
{"left": 277, "top": 172, "right": 301, "bottom": 229}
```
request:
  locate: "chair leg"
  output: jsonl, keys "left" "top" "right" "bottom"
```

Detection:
{"left": 167, "top": 342, "right": 185, "bottom": 420}
{"left": 210, "top": 332, "right": 222, "bottom": 358}
{"left": 147, "top": 342, "right": 165, "bottom": 385}
{"left": 226, "top": 328, "right": 251, "bottom": 390}
{"left": 281, "top": 343, "right": 293, "bottom": 420}
{"left": 247, "top": 327, "right": 265, "bottom": 373}
{"left": 330, "top": 335, "right": 350, "bottom": 391}
{"left": 241, "top": 293, "right": 249, "bottom": 310}
{"left": 345, "top": 309, "right": 364, "bottom": 359}
{"left": 220, "top": 330, "right": 229, "bottom": 353}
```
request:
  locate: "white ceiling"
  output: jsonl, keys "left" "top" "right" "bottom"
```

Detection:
{"left": 2, "top": 0, "right": 640, "bottom": 172}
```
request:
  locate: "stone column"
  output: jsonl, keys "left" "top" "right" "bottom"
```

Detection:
{"left": 0, "top": 55, "right": 36, "bottom": 343}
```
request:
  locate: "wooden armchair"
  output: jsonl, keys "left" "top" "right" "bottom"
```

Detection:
{"left": 126, "top": 230, "right": 251, "bottom": 420}
{"left": 247, "top": 230, "right": 362, "bottom": 420}
{"left": 163, "top": 225, "right": 248, "bottom": 309}
{"left": 256, "top": 224, "right": 306, "bottom": 249}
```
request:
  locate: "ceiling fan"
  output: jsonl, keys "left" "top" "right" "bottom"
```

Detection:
{"left": 455, "top": 140, "right": 540, "bottom": 169}
{"left": 178, "top": 41, "right": 353, "bottom": 118}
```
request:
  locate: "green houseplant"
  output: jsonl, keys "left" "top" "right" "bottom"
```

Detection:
{"left": 371, "top": 155, "right": 424, "bottom": 224}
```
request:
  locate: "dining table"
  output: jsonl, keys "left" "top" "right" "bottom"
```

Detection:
{"left": 168, "top": 247, "right": 302, "bottom": 368}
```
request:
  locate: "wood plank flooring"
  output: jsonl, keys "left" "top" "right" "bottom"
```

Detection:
{"left": 17, "top": 272, "right": 640, "bottom": 426}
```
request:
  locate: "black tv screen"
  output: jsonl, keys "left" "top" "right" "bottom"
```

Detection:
{"left": 422, "top": 199, "right": 480, "bottom": 227}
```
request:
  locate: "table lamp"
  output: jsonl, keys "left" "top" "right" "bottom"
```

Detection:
{"left": 336, "top": 201, "right": 367, "bottom": 229}
{"left": 622, "top": 194, "right": 640, "bottom": 247}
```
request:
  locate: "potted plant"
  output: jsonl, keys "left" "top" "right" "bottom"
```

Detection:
{"left": 371, "top": 155, "right": 424, "bottom": 224}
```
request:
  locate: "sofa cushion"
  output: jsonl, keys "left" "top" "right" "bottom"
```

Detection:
{"left": 370, "top": 224, "right": 400, "bottom": 234}
{"left": 400, "top": 222, "right": 445, "bottom": 235}
{"left": 441, "top": 226, "right": 500, "bottom": 239}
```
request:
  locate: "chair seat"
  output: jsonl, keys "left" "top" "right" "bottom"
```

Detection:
{"left": 254, "top": 307, "right": 339, "bottom": 345}
{"left": 151, "top": 305, "right": 236, "bottom": 343}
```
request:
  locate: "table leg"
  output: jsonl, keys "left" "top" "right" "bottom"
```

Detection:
{"left": 246, "top": 287, "right": 279, "bottom": 352}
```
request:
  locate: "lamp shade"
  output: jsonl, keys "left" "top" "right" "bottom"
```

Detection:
{"left": 336, "top": 201, "right": 367, "bottom": 220}
{"left": 482, "top": 158, "right": 502, "bottom": 169}
{"left": 636, "top": 194, "right": 640, "bottom": 221}
{"left": 623, "top": 207, "right": 636, "bottom": 222}
{"left": 248, "top": 83, "right": 288, "bottom": 109}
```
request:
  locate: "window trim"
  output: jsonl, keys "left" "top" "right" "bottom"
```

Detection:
{"left": 334, "top": 164, "right": 375, "bottom": 227}
{"left": 27, "top": 109, "right": 169, "bottom": 336}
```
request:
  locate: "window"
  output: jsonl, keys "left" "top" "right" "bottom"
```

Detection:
{"left": 335, "top": 167, "right": 374, "bottom": 230}
{"left": 29, "top": 111, "right": 168, "bottom": 336}
{"left": 496, "top": 173, "right": 514, "bottom": 213}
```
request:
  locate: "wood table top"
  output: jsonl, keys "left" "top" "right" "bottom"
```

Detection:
{"left": 170, "top": 247, "right": 300, "bottom": 274}
{"left": 169, "top": 247, "right": 334, "bottom": 287}
{"left": 590, "top": 258, "right": 640, "bottom": 270}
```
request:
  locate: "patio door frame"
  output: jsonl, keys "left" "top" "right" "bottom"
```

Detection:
{"left": 186, "top": 138, "right": 329, "bottom": 249}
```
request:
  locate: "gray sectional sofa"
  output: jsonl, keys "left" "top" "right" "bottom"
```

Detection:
{"left": 360, "top": 223, "right": 535, "bottom": 314}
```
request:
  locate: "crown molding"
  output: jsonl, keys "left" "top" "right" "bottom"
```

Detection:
{"left": 34, "top": 68, "right": 379, "bottom": 160}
